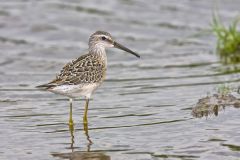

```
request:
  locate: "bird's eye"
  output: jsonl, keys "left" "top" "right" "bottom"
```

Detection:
{"left": 101, "top": 36, "right": 106, "bottom": 40}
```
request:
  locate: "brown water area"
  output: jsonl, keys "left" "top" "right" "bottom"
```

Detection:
{"left": 0, "top": 0, "right": 240, "bottom": 160}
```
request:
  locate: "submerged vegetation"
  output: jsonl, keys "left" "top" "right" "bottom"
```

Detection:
{"left": 192, "top": 84, "right": 240, "bottom": 118}
{"left": 212, "top": 13, "right": 240, "bottom": 64}
{"left": 217, "top": 84, "right": 231, "bottom": 96}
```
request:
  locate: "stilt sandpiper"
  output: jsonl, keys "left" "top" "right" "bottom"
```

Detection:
{"left": 37, "top": 31, "right": 140, "bottom": 125}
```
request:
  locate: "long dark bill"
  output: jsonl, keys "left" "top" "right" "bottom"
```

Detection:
{"left": 114, "top": 41, "right": 140, "bottom": 58}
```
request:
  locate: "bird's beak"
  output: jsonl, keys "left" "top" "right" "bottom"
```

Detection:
{"left": 114, "top": 41, "right": 140, "bottom": 58}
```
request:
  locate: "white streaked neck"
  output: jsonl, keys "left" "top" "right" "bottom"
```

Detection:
{"left": 89, "top": 44, "right": 107, "bottom": 60}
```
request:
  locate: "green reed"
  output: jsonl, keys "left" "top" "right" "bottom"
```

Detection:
{"left": 212, "top": 13, "right": 240, "bottom": 64}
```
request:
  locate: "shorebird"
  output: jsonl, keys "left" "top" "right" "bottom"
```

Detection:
{"left": 37, "top": 31, "right": 140, "bottom": 125}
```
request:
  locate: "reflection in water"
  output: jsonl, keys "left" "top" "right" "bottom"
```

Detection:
{"left": 53, "top": 122, "right": 109, "bottom": 160}
{"left": 83, "top": 122, "right": 93, "bottom": 152}
{"left": 52, "top": 151, "right": 110, "bottom": 160}
{"left": 69, "top": 120, "right": 93, "bottom": 151}
{"left": 192, "top": 94, "right": 240, "bottom": 118}
{"left": 221, "top": 143, "right": 240, "bottom": 151}
{"left": 69, "top": 122, "right": 75, "bottom": 152}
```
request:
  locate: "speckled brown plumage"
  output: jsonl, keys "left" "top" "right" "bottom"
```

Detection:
{"left": 37, "top": 30, "right": 139, "bottom": 100}
{"left": 39, "top": 53, "right": 106, "bottom": 89}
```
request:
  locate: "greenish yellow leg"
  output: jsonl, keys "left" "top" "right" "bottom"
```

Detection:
{"left": 68, "top": 99, "right": 75, "bottom": 151}
{"left": 69, "top": 98, "right": 74, "bottom": 126}
{"left": 83, "top": 99, "right": 90, "bottom": 124}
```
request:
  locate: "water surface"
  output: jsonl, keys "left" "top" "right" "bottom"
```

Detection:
{"left": 0, "top": 0, "right": 240, "bottom": 160}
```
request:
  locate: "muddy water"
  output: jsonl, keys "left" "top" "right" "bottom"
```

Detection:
{"left": 0, "top": 0, "right": 240, "bottom": 160}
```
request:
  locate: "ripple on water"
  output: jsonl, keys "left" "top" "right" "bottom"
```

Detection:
{"left": 0, "top": 0, "right": 240, "bottom": 160}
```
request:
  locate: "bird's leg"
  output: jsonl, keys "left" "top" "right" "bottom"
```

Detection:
{"left": 83, "top": 98, "right": 90, "bottom": 124}
{"left": 69, "top": 98, "right": 74, "bottom": 126}
{"left": 68, "top": 98, "right": 75, "bottom": 152}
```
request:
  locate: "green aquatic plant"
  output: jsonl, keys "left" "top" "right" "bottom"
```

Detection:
{"left": 212, "top": 13, "right": 240, "bottom": 64}
{"left": 192, "top": 84, "right": 240, "bottom": 118}
{"left": 192, "top": 93, "right": 240, "bottom": 118}
{"left": 217, "top": 84, "right": 231, "bottom": 96}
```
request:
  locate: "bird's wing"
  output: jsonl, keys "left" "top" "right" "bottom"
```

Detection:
{"left": 37, "top": 54, "right": 106, "bottom": 89}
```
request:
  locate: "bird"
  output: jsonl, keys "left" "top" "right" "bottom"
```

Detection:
{"left": 37, "top": 31, "right": 140, "bottom": 126}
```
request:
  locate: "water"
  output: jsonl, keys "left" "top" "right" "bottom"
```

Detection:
{"left": 0, "top": 0, "right": 240, "bottom": 159}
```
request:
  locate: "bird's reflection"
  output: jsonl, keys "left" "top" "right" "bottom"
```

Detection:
{"left": 52, "top": 151, "right": 110, "bottom": 160}
{"left": 52, "top": 119, "right": 110, "bottom": 160}
{"left": 69, "top": 122, "right": 75, "bottom": 152}
{"left": 68, "top": 120, "right": 93, "bottom": 151}
{"left": 83, "top": 122, "right": 93, "bottom": 152}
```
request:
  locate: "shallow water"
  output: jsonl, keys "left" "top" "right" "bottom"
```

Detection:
{"left": 0, "top": 0, "right": 240, "bottom": 160}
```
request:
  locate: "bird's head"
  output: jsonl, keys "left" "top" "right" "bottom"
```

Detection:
{"left": 89, "top": 31, "right": 140, "bottom": 58}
